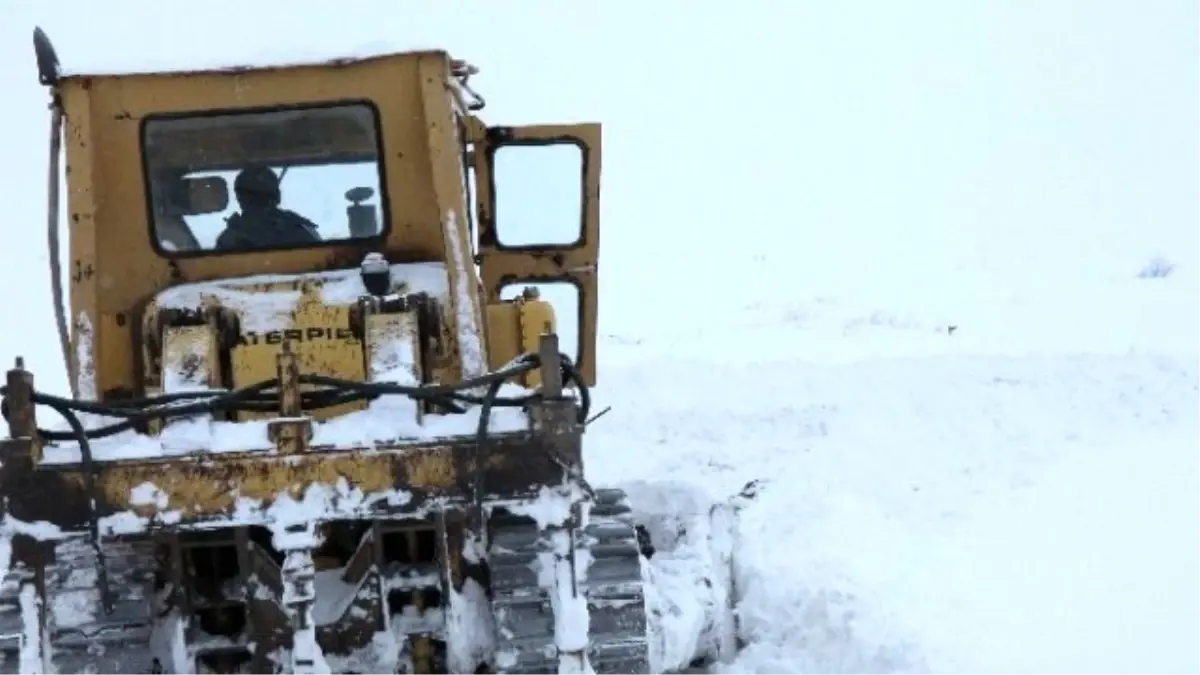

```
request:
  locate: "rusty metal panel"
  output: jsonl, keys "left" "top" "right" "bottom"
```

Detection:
{"left": 473, "top": 122, "right": 601, "bottom": 386}
{"left": 483, "top": 301, "right": 523, "bottom": 375}
{"left": 0, "top": 431, "right": 576, "bottom": 532}
{"left": 267, "top": 342, "right": 313, "bottom": 455}
{"left": 419, "top": 55, "right": 486, "bottom": 383}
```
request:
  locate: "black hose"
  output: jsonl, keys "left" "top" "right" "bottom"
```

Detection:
{"left": 557, "top": 354, "right": 591, "bottom": 423}
{"left": 470, "top": 376, "right": 506, "bottom": 541}
{"left": 23, "top": 363, "right": 538, "bottom": 441}
{"left": 37, "top": 398, "right": 112, "bottom": 615}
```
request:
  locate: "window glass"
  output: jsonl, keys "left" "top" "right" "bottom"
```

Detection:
{"left": 492, "top": 143, "right": 583, "bottom": 247}
{"left": 142, "top": 103, "right": 386, "bottom": 254}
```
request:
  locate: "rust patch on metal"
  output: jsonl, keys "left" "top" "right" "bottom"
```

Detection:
{"left": 406, "top": 446, "right": 455, "bottom": 488}
{"left": 0, "top": 433, "right": 567, "bottom": 532}
{"left": 88, "top": 452, "right": 419, "bottom": 517}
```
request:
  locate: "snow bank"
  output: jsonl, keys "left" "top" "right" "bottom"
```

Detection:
{"left": 620, "top": 480, "right": 739, "bottom": 674}
{"left": 589, "top": 345, "right": 1199, "bottom": 673}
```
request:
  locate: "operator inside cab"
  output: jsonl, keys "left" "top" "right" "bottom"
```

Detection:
{"left": 215, "top": 166, "right": 322, "bottom": 250}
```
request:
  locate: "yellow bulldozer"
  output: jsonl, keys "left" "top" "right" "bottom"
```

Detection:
{"left": 0, "top": 28, "right": 650, "bottom": 675}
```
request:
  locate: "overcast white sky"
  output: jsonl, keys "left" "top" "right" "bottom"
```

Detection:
{"left": 0, "top": 1, "right": 1195, "bottom": 389}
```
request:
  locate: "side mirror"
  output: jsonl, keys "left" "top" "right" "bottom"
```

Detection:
{"left": 346, "top": 186, "right": 379, "bottom": 238}
{"left": 492, "top": 143, "right": 584, "bottom": 247}
{"left": 33, "top": 27, "right": 61, "bottom": 86}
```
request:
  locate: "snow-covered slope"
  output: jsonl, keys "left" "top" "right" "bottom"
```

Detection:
{"left": 2, "top": 2, "right": 1197, "bottom": 673}
{"left": 587, "top": 282, "right": 1199, "bottom": 672}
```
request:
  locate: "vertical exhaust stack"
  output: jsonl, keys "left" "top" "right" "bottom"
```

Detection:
{"left": 34, "top": 27, "right": 75, "bottom": 399}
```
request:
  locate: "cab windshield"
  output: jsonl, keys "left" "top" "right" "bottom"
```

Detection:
{"left": 141, "top": 102, "right": 387, "bottom": 254}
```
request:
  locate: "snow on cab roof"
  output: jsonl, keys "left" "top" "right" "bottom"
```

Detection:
{"left": 57, "top": 40, "right": 452, "bottom": 78}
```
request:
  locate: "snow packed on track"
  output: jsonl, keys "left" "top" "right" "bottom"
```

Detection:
{"left": 2, "top": 2, "right": 1198, "bottom": 674}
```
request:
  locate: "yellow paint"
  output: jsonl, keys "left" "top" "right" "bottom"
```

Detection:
{"left": 230, "top": 279, "right": 367, "bottom": 421}
{"left": 86, "top": 446, "right": 459, "bottom": 518}
{"left": 482, "top": 295, "right": 555, "bottom": 388}
{"left": 519, "top": 297, "right": 556, "bottom": 389}
{"left": 484, "top": 302, "right": 522, "bottom": 374}
{"left": 406, "top": 448, "right": 456, "bottom": 488}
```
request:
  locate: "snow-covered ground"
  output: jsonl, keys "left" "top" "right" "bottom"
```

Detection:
{"left": 587, "top": 272, "right": 1199, "bottom": 673}
{"left": 1, "top": 1, "right": 1197, "bottom": 673}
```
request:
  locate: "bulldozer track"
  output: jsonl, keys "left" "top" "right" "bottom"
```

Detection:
{"left": 0, "top": 488, "right": 652, "bottom": 674}
{"left": 488, "top": 488, "right": 650, "bottom": 674}
{"left": 0, "top": 537, "right": 158, "bottom": 673}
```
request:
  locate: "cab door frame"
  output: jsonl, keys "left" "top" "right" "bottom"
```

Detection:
{"left": 470, "top": 122, "right": 601, "bottom": 386}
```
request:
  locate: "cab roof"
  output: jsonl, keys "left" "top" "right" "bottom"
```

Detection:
{"left": 35, "top": 27, "right": 455, "bottom": 83}
{"left": 63, "top": 46, "right": 452, "bottom": 79}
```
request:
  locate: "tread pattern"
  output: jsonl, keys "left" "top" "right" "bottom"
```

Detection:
{"left": 488, "top": 488, "right": 650, "bottom": 674}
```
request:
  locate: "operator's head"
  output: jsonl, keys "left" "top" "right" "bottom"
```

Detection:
{"left": 233, "top": 166, "right": 281, "bottom": 212}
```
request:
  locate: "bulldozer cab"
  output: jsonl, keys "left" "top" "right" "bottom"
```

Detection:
{"left": 40, "top": 40, "right": 600, "bottom": 400}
